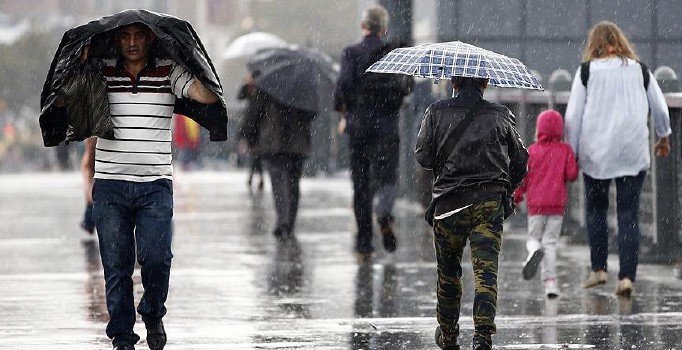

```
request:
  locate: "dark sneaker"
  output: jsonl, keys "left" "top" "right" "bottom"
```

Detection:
{"left": 522, "top": 249, "right": 544, "bottom": 280}
{"left": 144, "top": 320, "right": 167, "bottom": 350}
{"left": 472, "top": 334, "right": 492, "bottom": 350}
{"left": 378, "top": 216, "right": 397, "bottom": 253}
{"left": 435, "top": 326, "right": 460, "bottom": 350}
{"left": 113, "top": 345, "right": 135, "bottom": 350}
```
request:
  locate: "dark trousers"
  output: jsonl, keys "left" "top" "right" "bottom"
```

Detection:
{"left": 93, "top": 179, "right": 174, "bottom": 346}
{"left": 266, "top": 154, "right": 305, "bottom": 231}
{"left": 349, "top": 137, "right": 399, "bottom": 253}
{"left": 433, "top": 199, "right": 503, "bottom": 346}
{"left": 584, "top": 171, "right": 645, "bottom": 281}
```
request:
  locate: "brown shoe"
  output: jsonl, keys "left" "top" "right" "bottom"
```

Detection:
{"left": 355, "top": 252, "right": 373, "bottom": 264}
{"left": 583, "top": 270, "right": 608, "bottom": 288}
{"left": 614, "top": 278, "right": 634, "bottom": 297}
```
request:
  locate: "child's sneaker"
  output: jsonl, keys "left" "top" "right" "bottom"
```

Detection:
{"left": 544, "top": 278, "right": 559, "bottom": 299}
{"left": 522, "top": 249, "right": 544, "bottom": 280}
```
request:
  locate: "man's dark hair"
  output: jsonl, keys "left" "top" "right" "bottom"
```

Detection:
{"left": 451, "top": 76, "right": 488, "bottom": 89}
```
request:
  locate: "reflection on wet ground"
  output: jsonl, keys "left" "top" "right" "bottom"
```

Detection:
{"left": 0, "top": 172, "right": 680, "bottom": 349}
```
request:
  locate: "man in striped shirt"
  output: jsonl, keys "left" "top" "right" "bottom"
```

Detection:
{"left": 91, "top": 23, "right": 217, "bottom": 350}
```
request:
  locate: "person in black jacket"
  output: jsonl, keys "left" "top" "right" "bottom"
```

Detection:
{"left": 237, "top": 73, "right": 265, "bottom": 191}
{"left": 416, "top": 76, "right": 528, "bottom": 350}
{"left": 239, "top": 87, "right": 315, "bottom": 238}
{"left": 334, "top": 5, "right": 413, "bottom": 261}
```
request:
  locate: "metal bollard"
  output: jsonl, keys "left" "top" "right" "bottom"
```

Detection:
{"left": 645, "top": 66, "right": 680, "bottom": 263}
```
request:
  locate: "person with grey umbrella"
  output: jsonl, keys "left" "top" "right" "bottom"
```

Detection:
{"left": 239, "top": 87, "right": 315, "bottom": 238}
{"left": 241, "top": 47, "right": 336, "bottom": 238}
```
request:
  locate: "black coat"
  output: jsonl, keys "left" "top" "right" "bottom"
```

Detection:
{"left": 239, "top": 89, "right": 315, "bottom": 158}
{"left": 333, "top": 35, "right": 413, "bottom": 140}
{"left": 416, "top": 87, "right": 529, "bottom": 220}
{"left": 39, "top": 9, "right": 228, "bottom": 147}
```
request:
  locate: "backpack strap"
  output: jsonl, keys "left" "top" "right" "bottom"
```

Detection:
{"left": 580, "top": 61, "right": 590, "bottom": 87}
{"left": 639, "top": 61, "right": 650, "bottom": 90}
{"left": 582, "top": 60, "right": 650, "bottom": 90}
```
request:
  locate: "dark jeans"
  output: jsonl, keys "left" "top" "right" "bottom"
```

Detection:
{"left": 92, "top": 179, "right": 174, "bottom": 346}
{"left": 349, "top": 137, "right": 399, "bottom": 253}
{"left": 584, "top": 171, "right": 645, "bottom": 281}
{"left": 266, "top": 154, "right": 304, "bottom": 232}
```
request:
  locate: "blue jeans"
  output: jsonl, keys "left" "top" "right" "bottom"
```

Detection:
{"left": 93, "top": 179, "right": 174, "bottom": 346}
{"left": 584, "top": 172, "right": 645, "bottom": 281}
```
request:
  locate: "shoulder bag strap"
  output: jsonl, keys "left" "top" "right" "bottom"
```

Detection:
{"left": 434, "top": 98, "right": 484, "bottom": 175}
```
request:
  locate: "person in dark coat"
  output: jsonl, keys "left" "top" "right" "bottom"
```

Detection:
{"left": 237, "top": 73, "right": 265, "bottom": 191}
{"left": 334, "top": 5, "right": 413, "bottom": 261}
{"left": 416, "top": 76, "right": 528, "bottom": 350}
{"left": 239, "top": 88, "right": 315, "bottom": 238}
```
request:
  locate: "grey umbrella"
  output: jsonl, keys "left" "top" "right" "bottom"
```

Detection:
{"left": 247, "top": 47, "right": 338, "bottom": 113}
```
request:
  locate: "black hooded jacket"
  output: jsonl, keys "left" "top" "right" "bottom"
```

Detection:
{"left": 416, "top": 86, "right": 529, "bottom": 223}
{"left": 39, "top": 9, "right": 228, "bottom": 147}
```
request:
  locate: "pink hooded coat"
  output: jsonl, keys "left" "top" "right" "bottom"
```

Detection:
{"left": 513, "top": 110, "right": 579, "bottom": 215}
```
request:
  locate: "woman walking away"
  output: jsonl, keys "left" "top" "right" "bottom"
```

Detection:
{"left": 514, "top": 109, "right": 578, "bottom": 298}
{"left": 565, "top": 21, "right": 671, "bottom": 297}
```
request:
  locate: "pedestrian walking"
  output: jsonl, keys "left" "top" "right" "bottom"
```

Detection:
{"left": 173, "top": 114, "right": 202, "bottom": 171}
{"left": 40, "top": 10, "right": 227, "bottom": 350}
{"left": 241, "top": 47, "right": 335, "bottom": 239}
{"left": 239, "top": 87, "right": 315, "bottom": 238}
{"left": 334, "top": 5, "right": 413, "bottom": 261}
{"left": 368, "top": 40, "right": 537, "bottom": 349}
{"left": 513, "top": 109, "right": 579, "bottom": 298}
{"left": 564, "top": 21, "right": 671, "bottom": 297}
{"left": 416, "top": 75, "right": 528, "bottom": 350}
{"left": 237, "top": 74, "right": 265, "bottom": 192}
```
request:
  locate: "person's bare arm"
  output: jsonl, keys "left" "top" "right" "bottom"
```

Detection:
{"left": 188, "top": 79, "right": 219, "bottom": 104}
{"left": 655, "top": 136, "right": 670, "bottom": 157}
{"left": 81, "top": 137, "right": 96, "bottom": 203}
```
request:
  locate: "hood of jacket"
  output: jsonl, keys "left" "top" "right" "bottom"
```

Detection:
{"left": 39, "top": 9, "right": 228, "bottom": 146}
{"left": 536, "top": 109, "right": 563, "bottom": 143}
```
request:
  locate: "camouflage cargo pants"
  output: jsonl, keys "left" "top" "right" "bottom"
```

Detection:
{"left": 433, "top": 198, "right": 503, "bottom": 346}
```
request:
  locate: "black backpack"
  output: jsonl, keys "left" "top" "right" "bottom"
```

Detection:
{"left": 580, "top": 60, "right": 650, "bottom": 90}
{"left": 356, "top": 43, "right": 414, "bottom": 113}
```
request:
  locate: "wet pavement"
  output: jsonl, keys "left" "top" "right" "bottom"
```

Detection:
{"left": 0, "top": 171, "right": 681, "bottom": 350}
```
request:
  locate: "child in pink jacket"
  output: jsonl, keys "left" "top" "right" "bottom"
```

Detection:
{"left": 514, "top": 109, "right": 579, "bottom": 298}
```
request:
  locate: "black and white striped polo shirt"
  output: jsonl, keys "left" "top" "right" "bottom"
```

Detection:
{"left": 94, "top": 58, "right": 195, "bottom": 182}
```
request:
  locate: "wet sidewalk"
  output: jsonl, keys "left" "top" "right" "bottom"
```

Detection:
{"left": 0, "top": 171, "right": 680, "bottom": 349}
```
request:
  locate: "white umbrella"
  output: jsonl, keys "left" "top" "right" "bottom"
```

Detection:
{"left": 222, "top": 32, "right": 287, "bottom": 60}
